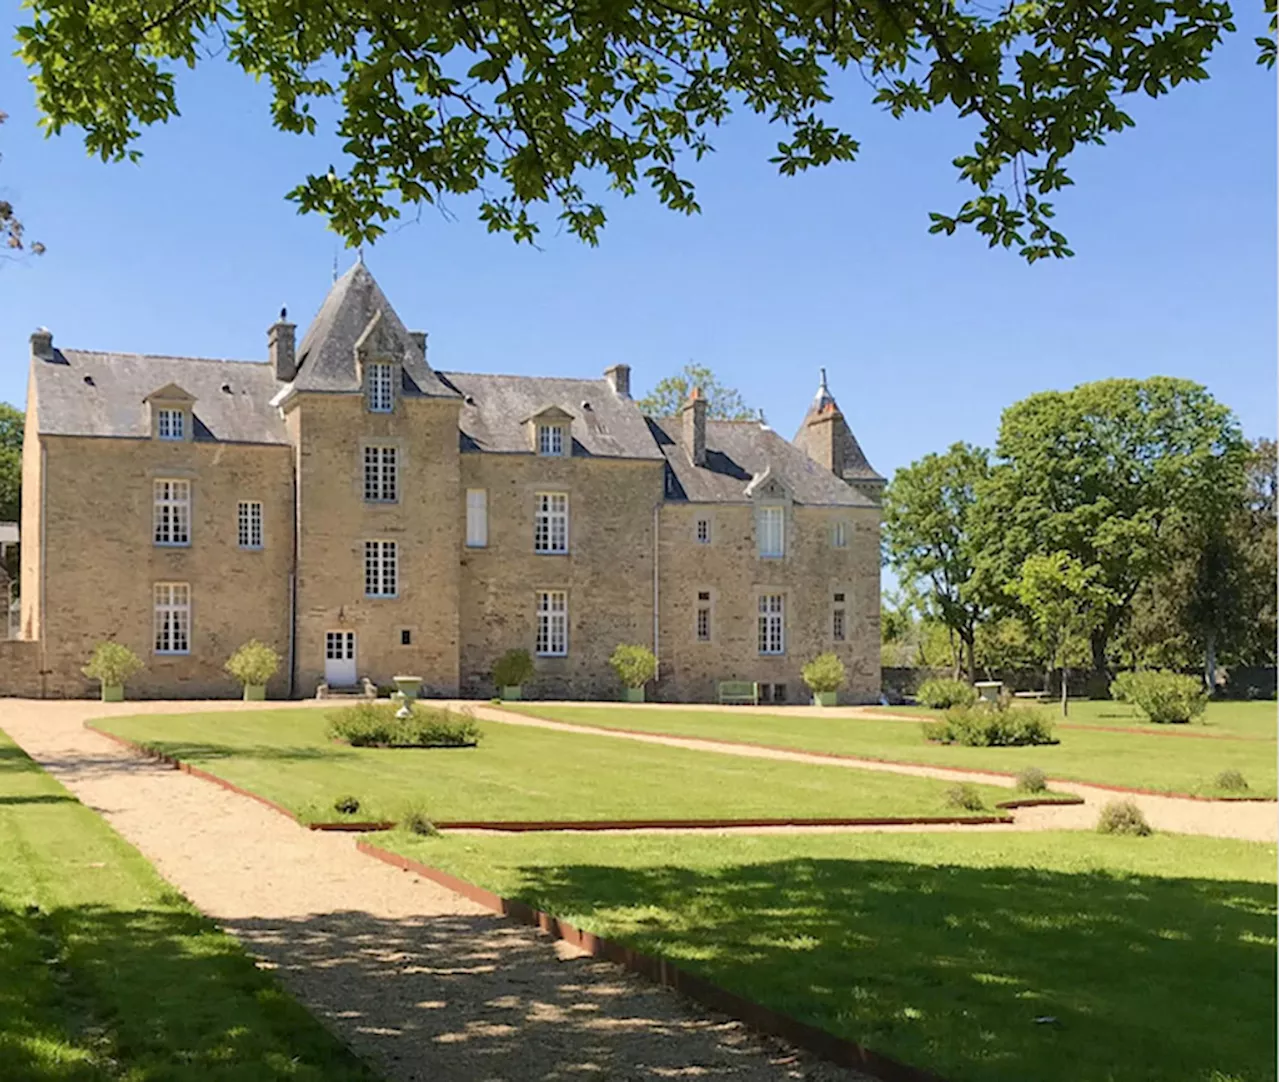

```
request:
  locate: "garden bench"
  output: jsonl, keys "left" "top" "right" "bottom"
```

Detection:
{"left": 718, "top": 680, "right": 759, "bottom": 706}
{"left": 1014, "top": 690, "right": 1050, "bottom": 700}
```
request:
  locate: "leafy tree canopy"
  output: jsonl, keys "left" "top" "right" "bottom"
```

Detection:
{"left": 0, "top": 403, "right": 22, "bottom": 523}
{"left": 16, "top": 0, "right": 1274, "bottom": 261}
{"left": 637, "top": 363, "right": 754, "bottom": 419}
{"left": 1, "top": 111, "right": 44, "bottom": 257}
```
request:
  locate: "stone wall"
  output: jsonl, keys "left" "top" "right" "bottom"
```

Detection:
{"left": 0, "top": 640, "right": 42, "bottom": 698}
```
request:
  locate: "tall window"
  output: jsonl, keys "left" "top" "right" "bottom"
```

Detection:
{"left": 833, "top": 591, "right": 847, "bottom": 642}
{"left": 364, "top": 540, "right": 398, "bottom": 597}
{"left": 695, "top": 517, "right": 711, "bottom": 544}
{"left": 237, "top": 501, "right": 263, "bottom": 549}
{"left": 696, "top": 590, "right": 712, "bottom": 642}
{"left": 363, "top": 446, "right": 398, "bottom": 502}
{"left": 466, "top": 488, "right": 488, "bottom": 547}
{"left": 758, "top": 593, "right": 785, "bottom": 655}
{"left": 833, "top": 520, "right": 849, "bottom": 549}
{"left": 154, "top": 480, "right": 191, "bottom": 546}
{"left": 536, "top": 590, "right": 568, "bottom": 656}
{"left": 534, "top": 492, "right": 569, "bottom": 553}
{"left": 537, "top": 424, "right": 565, "bottom": 456}
{"left": 757, "top": 505, "right": 785, "bottom": 558}
{"left": 367, "top": 362, "right": 394, "bottom": 413}
{"left": 154, "top": 582, "right": 191, "bottom": 654}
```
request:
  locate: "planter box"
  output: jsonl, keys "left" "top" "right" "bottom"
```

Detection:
{"left": 101, "top": 685, "right": 124, "bottom": 703}
{"left": 812, "top": 691, "right": 837, "bottom": 707}
{"left": 243, "top": 684, "right": 267, "bottom": 701}
{"left": 623, "top": 687, "right": 646, "bottom": 703}
{"left": 501, "top": 686, "right": 523, "bottom": 701}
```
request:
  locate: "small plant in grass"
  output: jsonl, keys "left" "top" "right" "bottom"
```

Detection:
{"left": 924, "top": 701, "right": 1057, "bottom": 747}
{"left": 333, "top": 795, "right": 361, "bottom": 815}
{"left": 945, "top": 783, "right": 985, "bottom": 811}
{"left": 224, "top": 639, "right": 280, "bottom": 699}
{"left": 401, "top": 805, "right": 440, "bottom": 836}
{"left": 802, "top": 653, "right": 845, "bottom": 705}
{"left": 1015, "top": 767, "right": 1048, "bottom": 794}
{"left": 1097, "top": 800, "right": 1152, "bottom": 836}
{"left": 492, "top": 649, "right": 535, "bottom": 694}
{"left": 327, "top": 703, "right": 480, "bottom": 747}
{"left": 916, "top": 678, "right": 977, "bottom": 709}
{"left": 1123, "top": 670, "right": 1208, "bottom": 724}
{"left": 610, "top": 644, "right": 658, "bottom": 701}
{"left": 1214, "top": 769, "right": 1249, "bottom": 793}
{"left": 82, "top": 641, "right": 144, "bottom": 700}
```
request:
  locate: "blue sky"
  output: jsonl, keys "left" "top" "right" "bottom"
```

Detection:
{"left": 1, "top": 5, "right": 1275, "bottom": 490}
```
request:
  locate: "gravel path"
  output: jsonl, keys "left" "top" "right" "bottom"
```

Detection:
{"left": 0, "top": 699, "right": 873, "bottom": 1082}
{"left": 467, "top": 703, "right": 1279, "bottom": 842}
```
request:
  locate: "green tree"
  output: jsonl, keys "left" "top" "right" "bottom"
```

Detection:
{"left": 972, "top": 378, "right": 1248, "bottom": 682}
{"left": 15, "top": 0, "right": 1272, "bottom": 261}
{"left": 883, "top": 443, "right": 991, "bottom": 682}
{"left": 1009, "top": 552, "right": 1114, "bottom": 716}
{"left": 637, "top": 364, "right": 754, "bottom": 420}
{"left": 1, "top": 111, "right": 45, "bottom": 258}
{"left": 0, "top": 403, "right": 22, "bottom": 523}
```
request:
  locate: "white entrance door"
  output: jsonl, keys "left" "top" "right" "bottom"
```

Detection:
{"left": 325, "top": 631, "right": 357, "bottom": 686}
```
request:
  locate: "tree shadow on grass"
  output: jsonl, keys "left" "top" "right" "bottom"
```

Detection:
{"left": 494, "top": 858, "right": 1277, "bottom": 1082}
{"left": 0, "top": 794, "right": 78, "bottom": 806}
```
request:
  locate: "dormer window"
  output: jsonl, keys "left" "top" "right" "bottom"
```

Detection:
{"left": 157, "top": 409, "right": 185, "bottom": 441}
{"left": 367, "top": 362, "right": 394, "bottom": 413}
{"left": 538, "top": 423, "right": 565, "bottom": 456}
{"left": 523, "top": 405, "right": 575, "bottom": 457}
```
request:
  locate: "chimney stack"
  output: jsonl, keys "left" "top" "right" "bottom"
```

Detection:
{"left": 30, "top": 327, "right": 53, "bottom": 363}
{"left": 681, "top": 386, "right": 707, "bottom": 467}
{"left": 268, "top": 313, "right": 297, "bottom": 382}
{"left": 410, "top": 331, "right": 428, "bottom": 359}
{"left": 604, "top": 363, "right": 631, "bottom": 398}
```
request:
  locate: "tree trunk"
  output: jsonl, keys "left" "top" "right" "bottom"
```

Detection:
{"left": 962, "top": 628, "right": 976, "bottom": 685}
{"left": 1090, "top": 627, "right": 1109, "bottom": 679}
{"left": 1204, "top": 630, "right": 1218, "bottom": 695}
{"left": 1060, "top": 666, "right": 1069, "bottom": 717}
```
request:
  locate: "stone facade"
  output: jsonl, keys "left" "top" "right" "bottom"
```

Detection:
{"left": 9, "top": 265, "right": 883, "bottom": 703}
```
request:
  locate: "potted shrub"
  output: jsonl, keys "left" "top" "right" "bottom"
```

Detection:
{"left": 492, "top": 648, "right": 535, "bottom": 700}
{"left": 82, "top": 641, "right": 144, "bottom": 702}
{"left": 225, "top": 639, "right": 281, "bottom": 701}
{"left": 802, "top": 652, "right": 845, "bottom": 707}
{"left": 609, "top": 644, "right": 658, "bottom": 703}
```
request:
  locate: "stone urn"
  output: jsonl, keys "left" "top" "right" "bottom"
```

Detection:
{"left": 393, "top": 675, "right": 423, "bottom": 718}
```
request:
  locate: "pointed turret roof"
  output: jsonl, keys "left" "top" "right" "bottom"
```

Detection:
{"left": 793, "top": 368, "right": 883, "bottom": 483}
{"left": 287, "top": 262, "right": 457, "bottom": 398}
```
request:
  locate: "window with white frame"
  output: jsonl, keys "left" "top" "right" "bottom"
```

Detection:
{"left": 696, "top": 590, "right": 712, "bottom": 642}
{"left": 758, "top": 593, "right": 785, "bottom": 655}
{"left": 757, "top": 505, "right": 785, "bottom": 558}
{"left": 157, "top": 408, "right": 185, "bottom": 440}
{"left": 154, "top": 480, "right": 191, "bottom": 546}
{"left": 536, "top": 590, "right": 568, "bottom": 656}
{"left": 537, "top": 423, "right": 565, "bottom": 456}
{"left": 154, "top": 582, "right": 191, "bottom": 654}
{"left": 364, "top": 540, "right": 398, "bottom": 597}
{"left": 695, "top": 516, "right": 711, "bottom": 544}
{"left": 466, "top": 488, "right": 488, "bottom": 547}
{"left": 833, "top": 591, "right": 846, "bottom": 642}
{"left": 367, "top": 362, "right": 394, "bottom": 413}
{"left": 363, "top": 446, "right": 398, "bottom": 502}
{"left": 833, "top": 520, "right": 849, "bottom": 549}
{"left": 534, "top": 492, "right": 569, "bottom": 553}
{"left": 237, "top": 501, "right": 263, "bottom": 549}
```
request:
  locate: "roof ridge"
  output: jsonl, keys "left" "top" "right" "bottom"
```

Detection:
{"left": 439, "top": 370, "right": 610, "bottom": 384}
{"left": 62, "top": 348, "right": 268, "bottom": 367}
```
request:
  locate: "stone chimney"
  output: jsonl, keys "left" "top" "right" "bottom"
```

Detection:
{"left": 268, "top": 313, "right": 297, "bottom": 382}
{"left": 604, "top": 363, "right": 631, "bottom": 398}
{"left": 410, "top": 331, "right": 428, "bottom": 359}
{"left": 30, "top": 327, "right": 54, "bottom": 362}
{"left": 681, "top": 386, "right": 707, "bottom": 467}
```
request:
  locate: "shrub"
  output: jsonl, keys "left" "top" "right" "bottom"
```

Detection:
{"left": 1015, "top": 767, "right": 1048, "bottom": 794}
{"left": 1214, "top": 769, "right": 1249, "bottom": 793}
{"left": 916, "top": 678, "right": 978, "bottom": 709}
{"left": 327, "top": 703, "right": 480, "bottom": 747}
{"left": 1096, "top": 800, "right": 1152, "bottom": 836}
{"left": 82, "top": 641, "right": 144, "bottom": 687}
{"left": 1109, "top": 670, "right": 1141, "bottom": 704}
{"left": 802, "top": 652, "right": 846, "bottom": 694}
{"left": 945, "top": 783, "right": 985, "bottom": 811}
{"left": 1125, "top": 670, "right": 1208, "bottom": 724}
{"left": 224, "top": 639, "right": 281, "bottom": 687}
{"left": 609, "top": 643, "right": 658, "bottom": 689}
{"left": 333, "top": 795, "right": 361, "bottom": 815}
{"left": 492, "top": 648, "right": 535, "bottom": 689}
{"left": 924, "top": 702, "right": 1057, "bottom": 747}
{"left": 401, "top": 805, "right": 440, "bottom": 836}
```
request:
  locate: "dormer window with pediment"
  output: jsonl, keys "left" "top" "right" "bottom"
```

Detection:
{"left": 745, "top": 467, "right": 791, "bottom": 559}
{"left": 367, "top": 362, "right": 394, "bottom": 413}
{"left": 354, "top": 309, "right": 403, "bottom": 414}
{"left": 523, "top": 406, "right": 574, "bottom": 457}
{"left": 144, "top": 383, "right": 196, "bottom": 442}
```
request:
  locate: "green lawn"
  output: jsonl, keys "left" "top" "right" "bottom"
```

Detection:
{"left": 0, "top": 730, "right": 378, "bottom": 1082}
{"left": 503, "top": 704, "right": 1279, "bottom": 797}
{"left": 377, "top": 828, "right": 1279, "bottom": 1082}
{"left": 97, "top": 710, "right": 1013, "bottom": 824}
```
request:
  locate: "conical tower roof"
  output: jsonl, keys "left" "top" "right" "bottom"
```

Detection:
{"left": 793, "top": 368, "right": 883, "bottom": 483}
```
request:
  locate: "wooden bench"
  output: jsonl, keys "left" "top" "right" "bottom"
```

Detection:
{"left": 718, "top": 680, "right": 759, "bottom": 706}
{"left": 1014, "top": 690, "right": 1050, "bottom": 700}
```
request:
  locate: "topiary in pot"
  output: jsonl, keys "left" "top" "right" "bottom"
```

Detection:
{"left": 492, "top": 649, "right": 535, "bottom": 700}
{"left": 609, "top": 644, "right": 658, "bottom": 702}
{"left": 802, "top": 652, "right": 846, "bottom": 706}
{"left": 224, "top": 639, "right": 281, "bottom": 701}
{"left": 82, "top": 641, "right": 144, "bottom": 702}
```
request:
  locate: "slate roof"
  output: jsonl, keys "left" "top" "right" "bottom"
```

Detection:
{"left": 653, "top": 418, "right": 875, "bottom": 507}
{"left": 33, "top": 349, "right": 290, "bottom": 445}
{"left": 439, "top": 372, "right": 664, "bottom": 460}
{"left": 792, "top": 369, "right": 884, "bottom": 483}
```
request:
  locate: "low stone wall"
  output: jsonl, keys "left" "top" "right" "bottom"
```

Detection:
{"left": 0, "top": 640, "right": 43, "bottom": 698}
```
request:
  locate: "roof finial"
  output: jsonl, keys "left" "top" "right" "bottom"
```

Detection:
{"left": 819, "top": 367, "right": 828, "bottom": 393}
{"left": 357, "top": 246, "right": 365, "bottom": 265}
